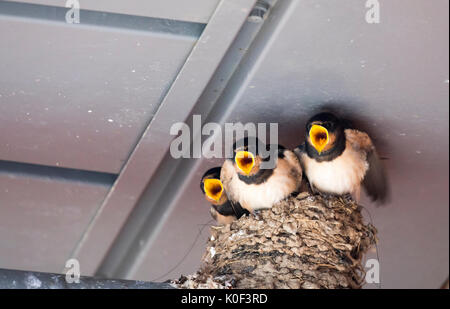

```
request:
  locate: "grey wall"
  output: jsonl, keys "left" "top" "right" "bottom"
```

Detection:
{"left": 0, "top": 0, "right": 448, "bottom": 289}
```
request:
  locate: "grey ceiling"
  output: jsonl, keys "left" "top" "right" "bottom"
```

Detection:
{"left": 0, "top": 1, "right": 203, "bottom": 173}
{"left": 0, "top": 0, "right": 448, "bottom": 289}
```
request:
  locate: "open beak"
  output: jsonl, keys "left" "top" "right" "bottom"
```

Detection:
{"left": 203, "top": 179, "right": 223, "bottom": 202}
{"left": 235, "top": 151, "right": 255, "bottom": 175}
{"left": 309, "top": 125, "right": 329, "bottom": 154}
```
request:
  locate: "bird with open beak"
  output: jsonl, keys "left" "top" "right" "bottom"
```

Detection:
{"left": 294, "top": 112, "right": 389, "bottom": 204}
{"left": 200, "top": 167, "right": 249, "bottom": 224}
{"left": 220, "top": 137, "right": 303, "bottom": 212}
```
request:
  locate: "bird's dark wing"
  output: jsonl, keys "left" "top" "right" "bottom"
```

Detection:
{"left": 345, "top": 129, "right": 389, "bottom": 205}
{"left": 212, "top": 203, "right": 235, "bottom": 217}
{"left": 293, "top": 143, "right": 305, "bottom": 158}
{"left": 362, "top": 148, "right": 389, "bottom": 205}
{"left": 293, "top": 144, "right": 306, "bottom": 171}
{"left": 214, "top": 201, "right": 249, "bottom": 218}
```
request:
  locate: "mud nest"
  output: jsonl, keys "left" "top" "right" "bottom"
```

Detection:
{"left": 171, "top": 191, "right": 377, "bottom": 289}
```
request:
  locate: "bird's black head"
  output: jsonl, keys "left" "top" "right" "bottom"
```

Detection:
{"left": 231, "top": 136, "right": 266, "bottom": 154}
{"left": 201, "top": 167, "right": 221, "bottom": 182}
{"left": 305, "top": 112, "right": 346, "bottom": 160}
{"left": 200, "top": 167, "right": 226, "bottom": 205}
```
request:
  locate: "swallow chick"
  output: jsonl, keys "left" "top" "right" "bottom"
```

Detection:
{"left": 200, "top": 167, "right": 249, "bottom": 225}
{"left": 295, "top": 112, "right": 388, "bottom": 204}
{"left": 220, "top": 137, "right": 303, "bottom": 212}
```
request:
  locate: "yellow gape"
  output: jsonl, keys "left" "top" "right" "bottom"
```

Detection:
{"left": 204, "top": 179, "right": 223, "bottom": 201}
{"left": 235, "top": 151, "right": 255, "bottom": 175}
{"left": 309, "top": 125, "right": 329, "bottom": 154}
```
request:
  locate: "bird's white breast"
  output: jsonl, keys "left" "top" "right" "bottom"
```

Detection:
{"left": 301, "top": 141, "right": 368, "bottom": 195}
{"left": 221, "top": 153, "right": 301, "bottom": 211}
{"left": 228, "top": 169, "right": 294, "bottom": 210}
